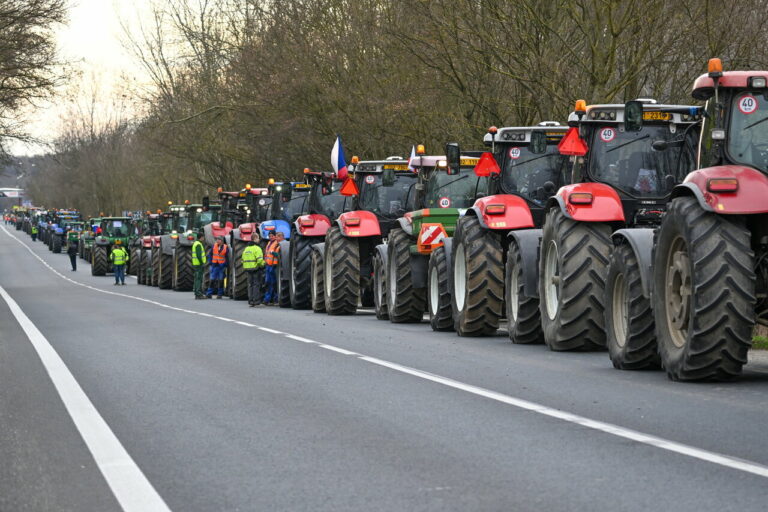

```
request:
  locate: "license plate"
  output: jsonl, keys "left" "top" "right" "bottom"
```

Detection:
{"left": 643, "top": 111, "right": 671, "bottom": 121}
{"left": 460, "top": 158, "right": 479, "bottom": 166}
{"left": 383, "top": 164, "right": 409, "bottom": 170}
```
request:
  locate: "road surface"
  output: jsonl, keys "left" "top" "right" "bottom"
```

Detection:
{"left": 2, "top": 224, "right": 768, "bottom": 511}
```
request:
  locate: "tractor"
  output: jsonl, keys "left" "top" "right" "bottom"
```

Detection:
{"left": 48, "top": 210, "right": 81, "bottom": 253}
{"left": 649, "top": 59, "right": 768, "bottom": 380}
{"left": 283, "top": 169, "right": 349, "bottom": 309}
{"left": 155, "top": 202, "right": 188, "bottom": 289}
{"left": 375, "top": 147, "right": 486, "bottom": 323}
{"left": 91, "top": 217, "right": 133, "bottom": 276}
{"left": 446, "top": 124, "right": 569, "bottom": 337}
{"left": 315, "top": 157, "right": 416, "bottom": 316}
{"left": 173, "top": 200, "right": 222, "bottom": 292}
{"left": 80, "top": 218, "right": 101, "bottom": 261}
{"left": 511, "top": 98, "right": 700, "bottom": 354}
{"left": 135, "top": 211, "right": 164, "bottom": 285}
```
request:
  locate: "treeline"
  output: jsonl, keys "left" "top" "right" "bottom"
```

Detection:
{"left": 28, "top": 0, "right": 768, "bottom": 215}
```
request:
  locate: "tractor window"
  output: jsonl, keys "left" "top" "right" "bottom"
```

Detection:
{"left": 198, "top": 211, "right": 215, "bottom": 226}
{"left": 315, "top": 187, "right": 347, "bottom": 219}
{"left": 358, "top": 173, "right": 418, "bottom": 217}
{"left": 102, "top": 220, "right": 126, "bottom": 237}
{"left": 276, "top": 190, "right": 309, "bottom": 221}
{"left": 588, "top": 124, "right": 696, "bottom": 198}
{"left": 727, "top": 92, "right": 768, "bottom": 172}
{"left": 501, "top": 145, "right": 567, "bottom": 206}
{"left": 424, "top": 166, "right": 487, "bottom": 209}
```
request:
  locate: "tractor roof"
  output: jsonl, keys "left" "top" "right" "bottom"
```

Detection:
{"left": 567, "top": 101, "right": 702, "bottom": 124}
{"left": 692, "top": 71, "right": 768, "bottom": 99}
{"left": 352, "top": 158, "right": 409, "bottom": 173}
{"left": 101, "top": 216, "right": 131, "bottom": 221}
{"left": 484, "top": 123, "right": 567, "bottom": 144}
{"left": 409, "top": 154, "right": 481, "bottom": 169}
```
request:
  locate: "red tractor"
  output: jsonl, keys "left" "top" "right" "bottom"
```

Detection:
{"left": 315, "top": 157, "right": 415, "bottom": 315}
{"left": 285, "top": 169, "right": 349, "bottom": 309}
{"left": 650, "top": 59, "right": 768, "bottom": 380}
{"left": 512, "top": 98, "right": 700, "bottom": 354}
{"left": 226, "top": 185, "right": 269, "bottom": 300}
{"left": 446, "top": 123, "right": 567, "bottom": 337}
{"left": 135, "top": 210, "right": 163, "bottom": 285}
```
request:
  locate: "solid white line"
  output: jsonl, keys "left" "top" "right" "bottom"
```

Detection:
{"left": 357, "top": 356, "right": 768, "bottom": 479}
{"left": 285, "top": 334, "right": 317, "bottom": 344}
{"left": 319, "top": 344, "right": 358, "bottom": 356}
{"left": 0, "top": 285, "right": 171, "bottom": 511}
{"left": 6, "top": 226, "right": 768, "bottom": 480}
{"left": 235, "top": 321, "right": 255, "bottom": 327}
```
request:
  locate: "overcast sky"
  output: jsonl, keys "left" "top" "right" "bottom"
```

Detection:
{"left": 11, "top": 0, "right": 151, "bottom": 156}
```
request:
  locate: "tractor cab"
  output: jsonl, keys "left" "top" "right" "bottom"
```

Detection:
{"left": 269, "top": 181, "right": 311, "bottom": 223}
{"left": 302, "top": 168, "right": 348, "bottom": 221}
{"left": 351, "top": 157, "right": 417, "bottom": 234}
{"left": 98, "top": 217, "right": 132, "bottom": 241}
{"left": 563, "top": 99, "right": 701, "bottom": 224}
{"left": 410, "top": 150, "right": 487, "bottom": 215}
{"left": 231, "top": 185, "right": 269, "bottom": 225}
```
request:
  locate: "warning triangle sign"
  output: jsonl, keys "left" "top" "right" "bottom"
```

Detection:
{"left": 473, "top": 152, "right": 501, "bottom": 177}
{"left": 340, "top": 176, "right": 360, "bottom": 196}
{"left": 558, "top": 127, "right": 589, "bottom": 156}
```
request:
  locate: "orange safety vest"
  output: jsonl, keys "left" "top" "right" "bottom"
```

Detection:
{"left": 212, "top": 243, "right": 228, "bottom": 264}
{"left": 265, "top": 240, "right": 280, "bottom": 265}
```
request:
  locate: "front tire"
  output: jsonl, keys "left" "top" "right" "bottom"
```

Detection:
{"left": 158, "top": 253, "right": 173, "bottom": 289}
{"left": 539, "top": 208, "right": 611, "bottom": 351}
{"left": 386, "top": 228, "right": 424, "bottom": 322}
{"left": 229, "top": 241, "right": 248, "bottom": 299}
{"left": 654, "top": 197, "right": 754, "bottom": 381}
{"left": 52, "top": 236, "right": 62, "bottom": 253}
{"left": 605, "top": 242, "right": 659, "bottom": 369}
{"left": 505, "top": 241, "right": 543, "bottom": 344}
{"left": 91, "top": 246, "right": 108, "bottom": 276}
{"left": 323, "top": 227, "right": 359, "bottom": 315}
{"left": 173, "top": 246, "right": 194, "bottom": 291}
{"left": 428, "top": 245, "right": 453, "bottom": 331}
{"left": 276, "top": 258, "right": 291, "bottom": 308}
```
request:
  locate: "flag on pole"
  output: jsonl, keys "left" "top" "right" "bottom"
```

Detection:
{"left": 407, "top": 145, "right": 416, "bottom": 171}
{"left": 331, "top": 135, "right": 348, "bottom": 180}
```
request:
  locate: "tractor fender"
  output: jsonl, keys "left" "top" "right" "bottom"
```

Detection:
{"left": 471, "top": 195, "right": 535, "bottom": 231}
{"left": 94, "top": 237, "right": 110, "bottom": 247}
{"left": 396, "top": 217, "right": 413, "bottom": 236}
{"left": 260, "top": 219, "right": 291, "bottom": 240}
{"left": 547, "top": 183, "right": 625, "bottom": 222}
{"left": 278, "top": 240, "right": 291, "bottom": 282}
{"left": 294, "top": 214, "right": 332, "bottom": 237}
{"left": 311, "top": 242, "right": 325, "bottom": 256}
{"left": 374, "top": 243, "right": 388, "bottom": 268}
{"left": 235, "top": 223, "right": 258, "bottom": 242}
{"left": 442, "top": 237, "right": 454, "bottom": 298}
{"left": 337, "top": 211, "right": 381, "bottom": 237}
{"left": 177, "top": 233, "right": 194, "bottom": 247}
{"left": 507, "top": 229, "right": 543, "bottom": 299}
{"left": 205, "top": 221, "right": 233, "bottom": 247}
{"left": 673, "top": 165, "right": 768, "bottom": 214}
{"left": 611, "top": 228, "right": 655, "bottom": 299}
{"left": 160, "top": 235, "right": 178, "bottom": 255}
{"left": 410, "top": 251, "right": 429, "bottom": 290}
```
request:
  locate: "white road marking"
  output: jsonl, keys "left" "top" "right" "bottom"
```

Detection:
{"left": 319, "top": 344, "right": 358, "bottom": 356}
{"left": 0, "top": 285, "right": 171, "bottom": 512}
{"left": 235, "top": 321, "right": 255, "bottom": 327}
{"left": 5, "top": 225, "right": 768, "bottom": 480}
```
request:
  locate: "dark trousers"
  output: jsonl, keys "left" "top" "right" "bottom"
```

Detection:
{"left": 31, "top": 233, "right": 37, "bottom": 241}
{"left": 69, "top": 253, "right": 77, "bottom": 270}
{"left": 247, "top": 269, "right": 264, "bottom": 304}
{"left": 193, "top": 266, "right": 204, "bottom": 297}
{"left": 114, "top": 265, "right": 126, "bottom": 284}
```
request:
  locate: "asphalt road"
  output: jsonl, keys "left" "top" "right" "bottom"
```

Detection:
{"left": 2, "top": 224, "right": 768, "bottom": 512}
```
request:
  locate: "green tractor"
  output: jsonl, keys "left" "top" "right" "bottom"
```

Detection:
{"left": 90, "top": 217, "right": 132, "bottom": 276}
{"left": 172, "top": 200, "right": 222, "bottom": 291}
{"left": 80, "top": 217, "right": 101, "bottom": 261}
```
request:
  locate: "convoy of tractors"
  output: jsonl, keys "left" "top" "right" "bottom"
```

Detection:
{"left": 6, "top": 59, "right": 768, "bottom": 382}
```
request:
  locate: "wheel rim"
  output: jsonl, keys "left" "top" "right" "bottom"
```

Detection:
{"left": 429, "top": 263, "right": 439, "bottom": 316}
{"left": 665, "top": 236, "right": 691, "bottom": 348}
{"left": 508, "top": 265, "right": 519, "bottom": 322}
{"left": 325, "top": 243, "right": 333, "bottom": 298}
{"left": 454, "top": 243, "right": 467, "bottom": 311}
{"left": 544, "top": 240, "right": 560, "bottom": 320}
{"left": 311, "top": 255, "right": 318, "bottom": 304}
{"left": 611, "top": 272, "right": 629, "bottom": 348}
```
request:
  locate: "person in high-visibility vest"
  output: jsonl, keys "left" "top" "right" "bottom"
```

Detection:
{"left": 31, "top": 224, "right": 38, "bottom": 242}
{"left": 206, "top": 236, "right": 229, "bottom": 298}
{"left": 110, "top": 239, "right": 129, "bottom": 285}
{"left": 191, "top": 233, "right": 206, "bottom": 299}
{"left": 243, "top": 232, "right": 266, "bottom": 306}
{"left": 263, "top": 231, "right": 281, "bottom": 304}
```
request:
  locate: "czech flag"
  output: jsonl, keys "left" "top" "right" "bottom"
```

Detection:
{"left": 407, "top": 145, "right": 416, "bottom": 171}
{"left": 331, "top": 135, "right": 348, "bottom": 180}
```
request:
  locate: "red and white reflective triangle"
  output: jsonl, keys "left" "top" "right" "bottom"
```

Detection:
{"left": 420, "top": 224, "right": 445, "bottom": 246}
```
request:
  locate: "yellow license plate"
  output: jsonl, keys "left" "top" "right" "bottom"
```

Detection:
{"left": 643, "top": 111, "right": 671, "bottom": 121}
{"left": 293, "top": 184, "right": 310, "bottom": 189}
{"left": 383, "top": 164, "right": 409, "bottom": 170}
{"left": 461, "top": 158, "right": 479, "bottom": 166}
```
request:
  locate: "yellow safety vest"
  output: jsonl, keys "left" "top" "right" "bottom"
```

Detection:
{"left": 192, "top": 240, "right": 205, "bottom": 266}
{"left": 242, "top": 244, "right": 265, "bottom": 270}
{"left": 110, "top": 247, "right": 128, "bottom": 266}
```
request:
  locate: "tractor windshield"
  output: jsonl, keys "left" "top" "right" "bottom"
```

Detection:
{"left": 424, "top": 166, "right": 488, "bottom": 209}
{"left": 102, "top": 220, "right": 128, "bottom": 237}
{"left": 275, "top": 189, "right": 310, "bottom": 222}
{"left": 197, "top": 210, "right": 216, "bottom": 227}
{"left": 177, "top": 213, "right": 189, "bottom": 232}
{"left": 314, "top": 184, "right": 347, "bottom": 219}
{"left": 728, "top": 92, "right": 768, "bottom": 172}
{"left": 501, "top": 145, "right": 567, "bottom": 205}
{"left": 359, "top": 173, "right": 418, "bottom": 217}
{"left": 588, "top": 124, "right": 696, "bottom": 197}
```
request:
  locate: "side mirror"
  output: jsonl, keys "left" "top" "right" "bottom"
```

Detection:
{"left": 530, "top": 131, "right": 547, "bottom": 154}
{"left": 382, "top": 168, "right": 396, "bottom": 187}
{"left": 624, "top": 100, "right": 643, "bottom": 132}
{"left": 202, "top": 196, "right": 210, "bottom": 211}
{"left": 445, "top": 142, "right": 461, "bottom": 176}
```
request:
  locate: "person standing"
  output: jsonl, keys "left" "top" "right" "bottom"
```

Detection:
{"left": 192, "top": 233, "right": 206, "bottom": 299}
{"left": 206, "top": 236, "right": 229, "bottom": 298}
{"left": 31, "top": 224, "right": 38, "bottom": 241}
{"left": 243, "top": 232, "right": 266, "bottom": 306}
{"left": 67, "top": 231, "right": 79, "bottom": 271}
{"left": 263, "top": 231, "right": 281, "bottom": 304}
{"left": 110, "top": 240, "right": 129, "bottom": 285}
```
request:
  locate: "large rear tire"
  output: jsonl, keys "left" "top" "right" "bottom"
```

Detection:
{"left": 451, "top": 216, "right": 504, "bottom": 336}
{"left": 289, "top": 235, "right": 316, "bottom": 309}
{"left": 324, "top": 227, "right": 359, "bottom": 315}
{"left": 311, "top": 249, "right": 326, "bottom": 313}
{"left": 173, "top": 246, "right": 194, "bottom": 291}
{"left": 276, "top": 258, "right": 291, "bottom": 308}
{"left": 373, "top": 250, "right": 388, "bottom": 320}
{"left": 229, "top": 241, "right": 248, "bottom": 299}
{"left": 505, "top": 241, "right": 543, "bottom": 344}
{"left": 428, "top": 245, "right": 453, "bottom": 331}
{"left": 386, "top": 228, "right": 425, "bottom": 323}
{"left": 605, "top": 242, "right": 659, "bottom": 369}
{"left": 128, "top": 246, "right": 139, "bottom": 275}
{"left": 151, "top": 248, "right": 160, "bottom": 286}
{"left": 158, "top": 252, "right": 173, "bottom": 289}
{"left": 137, "top": 250, "right": 146, "bottom": 285}
{"left": 654, "top": 197, "right": 754, "bottom": 381}
{"left": 539, "top": 208, "right": 611, "bottom": 351}
{"left": 52, "top": 236, "right": 62, "bottom": 254}
{"left": 91, "top": 246, "right": 108, "bottom": 276}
